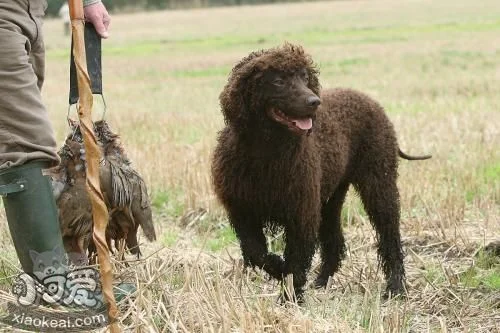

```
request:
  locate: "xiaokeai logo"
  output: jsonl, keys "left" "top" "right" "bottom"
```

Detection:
{"left": 1, "top": 246, "right": 111, "bottom": 332}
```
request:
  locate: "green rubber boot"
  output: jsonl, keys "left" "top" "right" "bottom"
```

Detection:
{"left": 0, "top": 161, "right": 136, "bottom": 305}
{"left": 0, "top": 161, "right": 64, "bottom": 274}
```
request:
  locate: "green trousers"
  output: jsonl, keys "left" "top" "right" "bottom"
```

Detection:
{"left": 0, "top": 0, "right": 59, "bottom": 171}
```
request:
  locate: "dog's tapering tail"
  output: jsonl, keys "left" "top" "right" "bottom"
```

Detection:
{"left": 398, "top": 149, "right": 432, "bottom": 161}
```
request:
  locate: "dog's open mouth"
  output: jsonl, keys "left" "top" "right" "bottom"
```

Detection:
{"left": 267, "top": 108, "right": 313, "bottom": 135}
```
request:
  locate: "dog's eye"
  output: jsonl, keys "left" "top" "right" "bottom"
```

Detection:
{"left": 273, "top": 77, "right": 285, "bottom": 86}
{"left": 302, "top": 71, "right": 309, "bottom": 82}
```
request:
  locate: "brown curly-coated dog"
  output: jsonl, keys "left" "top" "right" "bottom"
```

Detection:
{"left": 211, "top": 43, "right": 431, "bottom": 302}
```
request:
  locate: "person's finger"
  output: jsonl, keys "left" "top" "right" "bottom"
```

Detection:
{"left": 84, "top": 3, "right": 110, "bottom": 39}
{"left": 103, "top": 13, "right": 111, "bottom": 31}
{"left": 91, "top": 15, "right": 109, "bottom": 38}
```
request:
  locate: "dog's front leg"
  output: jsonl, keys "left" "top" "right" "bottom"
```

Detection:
{"left": 230, "top": 212, "right": 285, "bottom": 280}
{"left": 282, "top": 222, "right": 317, "bottom": 303}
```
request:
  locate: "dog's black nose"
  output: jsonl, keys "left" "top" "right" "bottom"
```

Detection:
{"left": 306, "top": 95, "right": 321, "bottom": 107}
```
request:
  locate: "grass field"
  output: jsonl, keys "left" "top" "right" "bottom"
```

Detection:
{"left": 1, "top": 0, "right": 499, "bottom": 331}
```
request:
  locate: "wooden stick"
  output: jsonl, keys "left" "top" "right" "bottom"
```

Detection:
{"left": 68, "top": 1, "right": 120, "bottom": 331}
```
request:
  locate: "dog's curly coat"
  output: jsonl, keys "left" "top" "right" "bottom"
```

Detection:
{"left": 211, "top": 43, "right": 430, "bottom": 301}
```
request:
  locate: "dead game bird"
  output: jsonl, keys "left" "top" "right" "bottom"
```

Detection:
{"left": 52, "top": 120, "right": 156, "bottom": 263}
{"left": 90, "top": 120, "right": 156, "bottom": 259}
{"left": 55, "top": 139, "right": 93, "bottom": 264}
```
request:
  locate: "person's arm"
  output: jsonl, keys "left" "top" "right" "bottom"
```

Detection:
{"left": 83, "top": 0, "right": 111, "bottom": 38}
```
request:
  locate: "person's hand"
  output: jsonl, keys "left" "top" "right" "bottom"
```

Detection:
{"left": 83, "top": 2, "right": 110, "bottom": 38}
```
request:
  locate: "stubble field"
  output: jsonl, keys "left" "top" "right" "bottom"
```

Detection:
{"left": 1, "top": 0, "right": 499, "bottom": 331}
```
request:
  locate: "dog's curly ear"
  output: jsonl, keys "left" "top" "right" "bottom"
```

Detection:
{"left": 220, "top": 50, "right": 266, "bottom": 129}
{"left": 219, "top": 75, "right": 249, "bottom": 128}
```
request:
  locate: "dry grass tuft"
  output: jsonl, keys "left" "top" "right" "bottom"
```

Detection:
{"left": 0, "top": 0, "right": 499, "bottom": 331}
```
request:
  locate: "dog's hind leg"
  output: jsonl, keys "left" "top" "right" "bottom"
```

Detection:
{"left": 230, "top": 212, "right": 285, "bottom": 280}
{"left": 314, "top": 183, "right": 349, "bottom": 288}
{"left": 355, "top": 175, "right": 406, "bottom": 297}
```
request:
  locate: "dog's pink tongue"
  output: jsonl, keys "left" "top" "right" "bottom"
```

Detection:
{"left": 292, "top": 118, "right": 313, "bottom": 130}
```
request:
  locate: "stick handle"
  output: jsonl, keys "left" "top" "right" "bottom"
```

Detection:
{"left": 68, "top": 0, "right": 84, "bottom": 21}
{"left": 67, "top": 1, "right": 120, "bottom": 332}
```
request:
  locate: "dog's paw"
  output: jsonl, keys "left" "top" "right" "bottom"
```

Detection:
{"left": 263, "top": 253, "right": 286, "bottom": 280}
{"left": 383, "top": 282, "right": 407, "bottom": 300}
{"left": 277, "top": 288, "right": 305, "bottom": 306}
{"left": 313, "top": 275, "right": 330, "bottom": 289}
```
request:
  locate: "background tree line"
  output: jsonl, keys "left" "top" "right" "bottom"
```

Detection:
{"left": 46, "top": 0, "right": 323, "bottom": 16}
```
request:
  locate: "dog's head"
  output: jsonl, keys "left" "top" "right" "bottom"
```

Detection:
{"left": 220, "top": 43, "right": 321, "bottom": 136}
